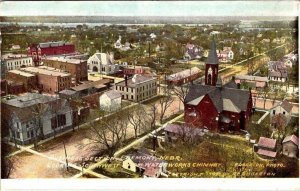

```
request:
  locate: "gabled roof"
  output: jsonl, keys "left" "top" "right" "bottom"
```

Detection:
{"left": 257, "top": 149, "right": 277, "bottom": 158}
{"left": 2, "top": 96, "right": 69, "bottom": 123}
{"left": 223, "top": 80, "right": 238, "bottom": 89}
{"left": 258, "top": 137, "right": 277, "bottom": 150}
{"left": 206, "top": 40, "right": 219, "bottom": 65}
{"left": 283, "top": 135, "right": 299, "bottom": 146}
{"left": 223, "top": 98, "right": 241, "bottom": 113}
{"left": 94, "top": 53, "right": 112, "bottom": 65}
{"left": 187, "top": 95, "right": 205, "bottom": 106}
{"left": 103, "top": 90, "right": 121, "bottom": 100}
{"left": 166, "top": 67, "right": 201, "bottom": 81}
{"left": 271, "top": 100, "right": 293, "bottom": 113}
{"left": 280, "top": 100, "right": 293, "bottom": 112}
{"left": 185, "top": 85, "right": 251, "bottom": 113}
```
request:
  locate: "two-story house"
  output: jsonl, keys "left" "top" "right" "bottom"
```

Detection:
{"left": 115, "top": 74, "right": 157, "bottom": 102}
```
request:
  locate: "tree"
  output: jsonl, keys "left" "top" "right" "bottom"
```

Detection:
{"left": 147, "top": 103, "right": 159, "bottom": 130}
{"left": 87, "top": 111, "right": 128, "bottom": 159}
{"left": 158, "top": 89, "right": 174, "bottom": 124}
{"left": 31, "top": 103, "right": 48, "bottom": 148}
{"left": 259, "top": 87, "right": 271, "bottom": 109}
{"left": 271, "top": 114, "right": 287, "bottom": 142}
{"left": 266, "top": 47, "right": 286, "bottom": 61}
{"left": 171, "top": 83, "right": 190, "bottom": 105}
{"left": 127, "top": 104, "right": 147, "bottom": 138}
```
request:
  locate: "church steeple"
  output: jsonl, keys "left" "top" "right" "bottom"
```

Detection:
{"left": 205, "top": 38, "right": 219, "bottom": 86}
{"left": 206, "top": 39, "right": 219, "bottom": 65}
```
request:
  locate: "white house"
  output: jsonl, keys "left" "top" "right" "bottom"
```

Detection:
{"left": 87, "top": 52, "right": 119, "bottom": 74}
{"left": 268, "top": 61, "right": 288, "bottom": 83}
{"left": 115, "top": 74, "right": 157, "bottom": 102}
{"left": 217, "top": 47, "right": 234, "bottom": 63}
{"left": 122, "top": 149, "right": 168, "bottom": 178}
{"left": 2, "top": 93, "right": 73, "bottom": 145}
{"left": 2, "top": 54, "right": 33, "bottom": 71}
{"left": 282, "top": 135, "right": 299, "bottom": 158}
{"left": 99, "top": 90, "right": 122, "bottom": 112}
{"left": 270, "top": 99, "right": 293, "bottom": 126}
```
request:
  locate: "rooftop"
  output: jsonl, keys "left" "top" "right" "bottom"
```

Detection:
{"left": 166, "top": 67, "right": 201, "bottom": 81}
{"left": 2, "top": 93, "right": 56, "bottom": 108}
{"left": 185, "top": 84, "right": 251, "bottom": 112}
{"left": 42, "top": 56, "right": 87, "bottom": 64}
{"left": 2, "top": 53, "right": 31, "bottom": 61}
{"left": 20, "top": 66, "right": 70, "bottom": 77}
{"left": 71, "top": 79, "right": 111, "bottom": 92}
{"left": 103, "top": 90, "right": 121, "bottom": 100}
{"left": 38, "top": 41, "right": 72, "bottom": 48}
{"left": 8, "top": 70, "right": 35, "bottom": 77}
{"left": 257, "top": 149, "right": 277, "bottom": 158}
{"left": 235, "top": 75, "right": 268, "bottom": 82}
{"left": 283, "top": 135, "right": 299, "bottom": 146}
{"left": 272, "top": 99, "right": 293, "bottom": 112}
{"left": 59, "top": 89, "right": 77, "bottom": 96}
{"left": 116, "top": 74, "right": 156, "bottom": 87}
{"left": 257, "top": 137, "right": 277, "bottom": 149}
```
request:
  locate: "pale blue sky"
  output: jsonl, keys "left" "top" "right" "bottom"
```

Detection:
{"left": 0, "top": 1, "right": 298, "bottom": 17}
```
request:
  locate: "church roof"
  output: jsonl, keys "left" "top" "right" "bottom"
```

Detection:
{"left": 206, "top": 40, "right": 219, "bottom": 65}
{"left": 223, "top": 80, "right": 238, "bottom": 89}
{"left": 185, "top": 84, "right": 251, "bottom": 113}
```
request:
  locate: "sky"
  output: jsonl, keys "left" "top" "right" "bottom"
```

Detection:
{"left": 0, "top": 1, "right": 299, "bottom": 17}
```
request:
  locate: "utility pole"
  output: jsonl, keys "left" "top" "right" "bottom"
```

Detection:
{"left": 63, "top": 141, "right": 69, "bottom": 171}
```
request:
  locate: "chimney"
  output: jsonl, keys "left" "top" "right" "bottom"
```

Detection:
{"left": 124, "top": 75, "right": 128, "bottom": 86}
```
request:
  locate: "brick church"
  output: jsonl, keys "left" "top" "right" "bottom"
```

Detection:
{"left": 184, "top": 40, "right": 253, "bottom": 132}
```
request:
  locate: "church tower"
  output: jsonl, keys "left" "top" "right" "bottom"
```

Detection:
{"left": 205, "top": 39, "right": 219, "bottom": 86}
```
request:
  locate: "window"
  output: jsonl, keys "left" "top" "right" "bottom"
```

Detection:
{"left": 273, "top": 110, "right": 276, "bottom": 115}
{"left": 16, "top": 131, "right": 20, "bottom": 139}
{"left": 27, "top": 131, "right": 30, "bottom": 138}
{"left": 283, "top": 111, "right": 285, "bottom": 115}
{"left": 31, "top": 130, "right": 34, "bottom": 138}
{"left": 131, "top": 95, "right": 133, "bottom": 100}
{"left": 51, "top": 114, "right": 66, "bottom": 129}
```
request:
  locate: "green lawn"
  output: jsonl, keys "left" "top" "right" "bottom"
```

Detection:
{"left": 251, "top": 111, "right": 266, "bottom": 122}
{"left": 247, "top": 114, "right": 271, "bottom": 141}
{"left": 154, "top": 134, "right": 268, "bottom": 178}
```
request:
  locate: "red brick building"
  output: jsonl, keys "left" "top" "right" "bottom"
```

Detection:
{"left": 19, "top": 66, "right": 72, "bottom": 94}
{"left": 1, "top": 80, "right": 25, "bottom": 95}
{"left": 28, "top": 41, "right": 75, "bottom": 65}
{"left": 6, "top": 70, "right": 37, "bottom": 92}
{"left": 123, "top": 66, "right": 151, "bottom": 76}
{"left": 42, "top": 57, "right": 88, "bottom": 84}
{"left": 184, "top": 40, "right": 253, "bottom": 132}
